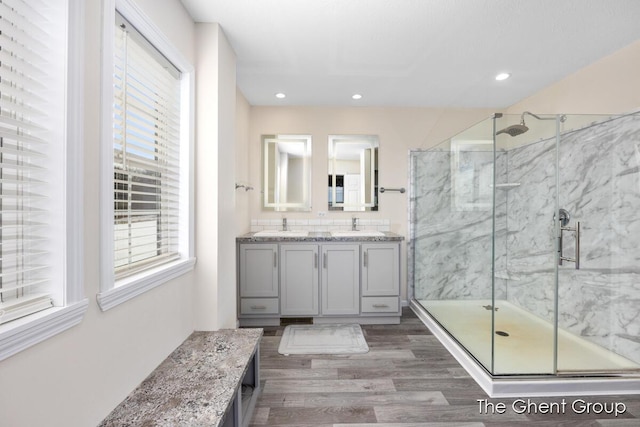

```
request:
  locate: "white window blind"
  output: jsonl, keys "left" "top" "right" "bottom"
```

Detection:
{"left": 113, "top": 12, "right": 182, "bottom": 280}
{"left": 0, "top": 0, "right": 57, "bottom": 324}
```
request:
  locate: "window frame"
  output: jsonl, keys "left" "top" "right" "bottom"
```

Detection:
{"left": 97, "top": 0, "right": 195, "bottom": 311}
{"left": 0, "top": 0, "right": 88, "bottom": 361}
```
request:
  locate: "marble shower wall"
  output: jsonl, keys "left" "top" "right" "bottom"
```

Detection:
{"left": 507, "top": 113, "right": 640, "bottom": 364}
{"left": 412, "top": 148, "right": 507, "bottom": 302}
{"left": 412, "top": 113, "right": 640, "bottom": 365}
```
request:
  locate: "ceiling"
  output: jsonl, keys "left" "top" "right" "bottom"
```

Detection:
{"left": 181, "top": 0, "right": 640, "bottom": 108}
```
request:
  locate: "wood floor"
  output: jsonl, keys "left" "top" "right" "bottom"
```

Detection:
{"left": 248, "top": 307, "right": 640, "bottom": 426}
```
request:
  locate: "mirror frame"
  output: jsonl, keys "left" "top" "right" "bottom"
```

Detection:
{"left": 262, "top": 134, "right": 312, "bottom": 212}
{"left": 328, "top": 135, "right": 379, "bottom": 212}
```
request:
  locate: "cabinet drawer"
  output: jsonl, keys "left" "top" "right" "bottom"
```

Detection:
{"left": 240, "top": 298, "right": 279, "bottom": 315}
{"left": 361, "top": 296, "right": 399, "bottom": 313}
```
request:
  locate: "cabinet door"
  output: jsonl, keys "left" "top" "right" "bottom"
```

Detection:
{"left": 239, "top": 244, "right": 279, "bottom": 297}
{"left": 321, "top": 244, "right": 360, "bottom": 315}
{"left": 280, "top": 244, "right": 319, "bottom": 315}
{"left": 362, "top": 243, "right": 399, "bottom": 296}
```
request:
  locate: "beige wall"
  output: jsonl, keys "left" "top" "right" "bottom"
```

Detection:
{"left": 507, "top": 40, "right": 640, "bottom": 115}
{"left": 235, "top": 90, "right": 252, "bottom": 235}
{"left": 193, "top": 23, "right": 238, "bottom": 330}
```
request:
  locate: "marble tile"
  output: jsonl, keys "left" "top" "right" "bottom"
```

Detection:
{"left": 507, "top": 114, "right": 640, "bottom": 364}
{"left": 412, "top": 150, "right": 495, "bottom": 301}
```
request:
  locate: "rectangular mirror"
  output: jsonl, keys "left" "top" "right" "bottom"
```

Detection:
{"left": 262, "top": 134, "right": 312, "bottom": 211}
{"left": 328, "top": 135, "right": 379, "bottom": 211}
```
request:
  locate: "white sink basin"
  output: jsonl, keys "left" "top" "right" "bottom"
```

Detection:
{"left": 330, "top": 230, "right": 385, "bottom": 237}
{"left": 253, "top": 230, "right": 309, "bottom": 237}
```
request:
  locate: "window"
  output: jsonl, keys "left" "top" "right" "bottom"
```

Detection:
{"left": 0, "top": 0, "right": 87, "bottom": 360}
{"left": 98, "top": 0, "right": 195, "bottom": 310}
{"left": 113, "top": 11, "right": 182, "bottom": 278}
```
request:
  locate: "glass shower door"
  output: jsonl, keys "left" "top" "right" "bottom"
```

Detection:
{"left": 411, "top": 117, "right": 497, "bottom": 375}
{"left": 491, "top": 113, "right": 558, "bottom": 375}
{"left": 555, "top": 113, "right": 640, "bottom": 374}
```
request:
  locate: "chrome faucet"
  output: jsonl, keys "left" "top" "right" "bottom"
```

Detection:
{"left": 282, "top": 217, "right": 288, "bottom": 231}
{"left": 352, "top": 217, "right": 358, "bottom": 231}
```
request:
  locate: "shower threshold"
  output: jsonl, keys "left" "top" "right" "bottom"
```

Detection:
{"left": 410, "top": 299, "right": 640, "bottom": 397}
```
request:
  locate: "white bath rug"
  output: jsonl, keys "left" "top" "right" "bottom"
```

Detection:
{"left": 278, "top": 324, "right": 369, "bottom": 355}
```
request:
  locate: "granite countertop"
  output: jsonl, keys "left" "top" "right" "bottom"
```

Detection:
{"left": 99, "top": 328, "right": 263, "bottom": 427}
{"left": 236, "top": 231, "right": 404, "bottom": 242}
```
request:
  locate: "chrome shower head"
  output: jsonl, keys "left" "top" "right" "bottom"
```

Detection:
{"left": 496, "top": 111, "right": 558, "bottom": 137}
{"left": 496, "top": 123, "right": 529, "bottom": 137}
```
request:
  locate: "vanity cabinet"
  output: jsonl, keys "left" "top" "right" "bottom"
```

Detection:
{"left": 238, "top": 244, "right": 279, "bottom": 316}
{"left": 237, "top": 238, "right": 401, "bottom": 325}
{"left": 321, "top": 244, "right": 360, "bottom": 316}
{"left": 361, "top": 243, "right": 400, "bottom": 314}
{"left": 280, "top": 244, "right": 319, "bottom": 316}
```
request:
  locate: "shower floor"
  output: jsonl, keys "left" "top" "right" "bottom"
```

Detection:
{"left": 418, "top": 299, "right": 640, "bottom": 375}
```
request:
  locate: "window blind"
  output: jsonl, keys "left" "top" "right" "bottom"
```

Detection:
{"left": 113, "top": 13, "right": 182, "bottom": 280}
{"left": 0, "top": 0, "right": 54, "bottom": 324}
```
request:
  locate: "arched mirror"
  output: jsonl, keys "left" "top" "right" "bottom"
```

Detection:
{"left": 262, "top": 134, "right": 312, "bottom": 211}
{"left": 328, "top": 135, "right": 379, "bottom": 211}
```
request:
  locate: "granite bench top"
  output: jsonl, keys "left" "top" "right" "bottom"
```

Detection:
{"left": 99, "top": 328, "right": 263, "bottom": 427}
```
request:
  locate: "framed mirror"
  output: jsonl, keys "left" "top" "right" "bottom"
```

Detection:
{"left": 328, "top": 135, "right": 379, "bottom": 211}
{"left": 262, "top": 134, "right": 312, "bottom": 211}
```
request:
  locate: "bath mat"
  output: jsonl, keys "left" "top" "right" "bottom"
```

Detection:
{"left": 278, "top": 324, "right": 369, "bottom": 355}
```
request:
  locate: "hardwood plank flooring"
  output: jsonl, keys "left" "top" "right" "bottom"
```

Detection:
{"left": 248, "top": 307, "right": 640, "bottom": 426}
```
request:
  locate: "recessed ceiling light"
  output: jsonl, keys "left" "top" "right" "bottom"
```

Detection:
{"left": 352, "top": 94, "right": 363, "bottom": 100}
{"left": 275, "top": 92, "right": 286, "bottom": 99}
{"left": 495, "top": 73, "right": 511, "bottom": 81}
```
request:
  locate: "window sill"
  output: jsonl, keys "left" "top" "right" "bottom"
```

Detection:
{"left": 97, "top": 257, "right": 196, "bottom": 311}
{"left": 0, "top": 299, "right": 89, "bottom": 361}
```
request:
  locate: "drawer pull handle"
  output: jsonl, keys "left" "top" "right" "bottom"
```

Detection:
{"left": 373, "top": 304, "right": 389, "bottom": 308}
{"left": 250, "top": 305, "right": 267, "bottom": 310}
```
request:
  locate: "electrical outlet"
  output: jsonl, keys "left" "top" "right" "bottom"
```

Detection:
{"left": 317, "top": 211, "right": 327, "bottom": 217}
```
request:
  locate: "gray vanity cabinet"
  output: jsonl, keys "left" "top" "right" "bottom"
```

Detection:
{"left": 361, "top": 243, "right": 400, "bottom": 314}
{"left": 237, "top": 237, "right": 402, "bottom": 325}
{"left": 238, "top": 243, "right": 279, "bottom": 316}
{"left": 282, "top": 243, "right": 361, "bottom": 316}
{"left": 321, "top": 244, "right": 360, "bottom": 315}
{"left": 280, "top": 244, "right": 319, "bottom": 315}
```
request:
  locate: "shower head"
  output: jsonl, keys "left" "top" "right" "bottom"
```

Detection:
{"left": 496, "top": 123, "right": 529, "bottom": 137}
{"left": 496, "top": 111, "right": 554, "bottom": 137}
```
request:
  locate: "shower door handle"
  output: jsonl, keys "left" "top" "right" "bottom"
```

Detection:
{"left": 559, "top": 221, "right": 580, "bottom": 269}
